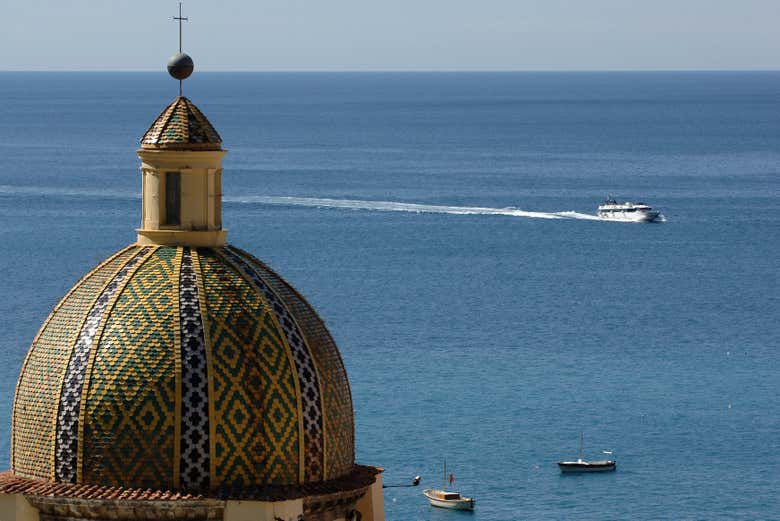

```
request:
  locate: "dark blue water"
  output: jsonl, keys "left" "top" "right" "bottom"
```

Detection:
{"left": 0, "top": 72, "right": 778, "bottom": 520}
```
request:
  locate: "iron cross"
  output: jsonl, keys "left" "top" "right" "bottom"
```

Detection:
{"left": 173, "top": 2, "right": 188, "bottom": 53}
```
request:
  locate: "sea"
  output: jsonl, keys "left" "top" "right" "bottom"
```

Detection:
{"left": 0, "top": 71, "right": 778, "bottom": 520}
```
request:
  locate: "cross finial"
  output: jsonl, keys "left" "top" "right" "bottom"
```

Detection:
{"left": 173, "top": 2, "right": 188, "bottom": 53}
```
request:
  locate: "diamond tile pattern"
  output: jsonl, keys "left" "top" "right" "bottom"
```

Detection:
{"left": 230, "top": 247, "right": 355, "bottom": 480}
{"left": 11, "top": 244, "right": 354, "bottom": 491}
{"left": 198, "top": 249, "right": 301, "bottom": 487}
{"left": 141, "top": 97, "right": 222, "bottom": 150}
{"left": 55, "top": 248, "right": 150, "bottom": 483}
{"left": 82, "top": 247, "right": 176, "bottom": 487}
{"left": 12, "top": 246, "right": 140, "bottom": 480}
{"left": 223, "top": 247, "right": 325, "bottom": 482}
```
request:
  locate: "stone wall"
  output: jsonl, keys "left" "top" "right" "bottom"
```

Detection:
{"left": 25, "top": 496, "right": 223, "bottom": 521}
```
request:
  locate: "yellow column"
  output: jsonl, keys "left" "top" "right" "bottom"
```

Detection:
{"left": 224, "top": 500, "right": 304, "bottom": 521}
{"left": 356, "top": 471, "right": 386, "bottom": 521}
{"left": 0, "top": 494, "right": 40, "bottom": 521}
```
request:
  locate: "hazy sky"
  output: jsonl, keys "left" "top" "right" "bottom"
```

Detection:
{"left": 1, "top": 0, "right": 779, "bottom": 71}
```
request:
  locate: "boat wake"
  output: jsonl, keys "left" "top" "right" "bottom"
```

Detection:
{"left": 0, "top": 185, "right": 603, "bottom": 221}
{"left": 0, "top": 185, "right": 139, "bottom": 200}
{"left": 225, "top": 195, "right": 604, "bottom": 221}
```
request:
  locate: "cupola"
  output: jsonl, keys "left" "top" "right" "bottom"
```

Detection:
{"left": 136, "top": 94, "right": 226, "bottom": 247}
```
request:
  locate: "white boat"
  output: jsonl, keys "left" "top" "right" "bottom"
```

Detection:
{"left": 423, "top": 461, "right": 475, "bottom": 511}
{"left": 558, "top": 433, "right": 616, "bottom": 474}
{"left": 597, "top": 197, "right": 660, "bottom": 222}
{"left": 422, "top": 489, "right": 475, "bottom": 510}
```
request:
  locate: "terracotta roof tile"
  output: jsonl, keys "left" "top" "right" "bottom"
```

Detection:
{"left": 0, "top": 472, "right": 202, "bottom": 501}
{"left": 0, "top": 465, "right": 380, "bottom": 502}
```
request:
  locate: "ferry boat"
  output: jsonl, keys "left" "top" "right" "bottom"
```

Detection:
{"left": 558, "top": 433, "right": 616, "bottom": 474}
{"left": 597, "top": 198, "right": 660, "bottom": 222}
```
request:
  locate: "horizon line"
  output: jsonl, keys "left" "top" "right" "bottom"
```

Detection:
{"left": 0, "top": 68, "right": 779, "bottom": 74}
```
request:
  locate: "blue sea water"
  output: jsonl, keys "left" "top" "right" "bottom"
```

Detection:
{"left": 0, "top": 71, "right": 778, "bottom": 520}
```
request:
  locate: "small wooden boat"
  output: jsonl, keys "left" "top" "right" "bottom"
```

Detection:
{"left": 423, "top": 460, "right": 475, "bottom": 510}
{"left": 423, "top": 489, "right": 475, "bottom": 510}
{"left": 558, "top": 433, "right": 616, "bottom": 474}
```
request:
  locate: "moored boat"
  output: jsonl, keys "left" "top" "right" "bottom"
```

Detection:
{"left": 422, "top": 489, "right": 475, "bottom": 510}
{"left": 558, "top": 433, "right": 616, "bottom": 474}
{"left": 423, "top": 461, "right": 475, "bottom": 510}
{"left": 557, "top": 460, "right": 616, "bottom": 473}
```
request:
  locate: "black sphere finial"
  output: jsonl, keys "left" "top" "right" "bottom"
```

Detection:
{"left": 170, "top": 2, "right": 191, "bottom": 95}
{"left": 168, "top": 52, "right": 194, "bottom": 81}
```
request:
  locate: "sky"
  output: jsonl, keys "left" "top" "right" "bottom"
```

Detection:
{"left": 1, "top": 0, "right": 779, "bottom": 71}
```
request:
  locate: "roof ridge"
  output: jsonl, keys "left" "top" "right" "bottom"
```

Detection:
{"left": 157, "top": 97, "right": 185, "bottom": 146}
{"left": 139, "top": 99, "right": 173, "bottom": 146}
{"left": 184, "top": 98, "right": 222, "bottom": 144}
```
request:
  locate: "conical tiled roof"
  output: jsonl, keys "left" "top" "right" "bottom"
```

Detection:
{"left": 141, "top": 96, "right": 222, "bottom": 150}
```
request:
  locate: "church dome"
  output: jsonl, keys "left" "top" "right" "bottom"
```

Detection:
{"left": 3, "top": 14, "right": 385, "bottom": 521}
{"left": 11, "top": 244, "right": 355, "bottom": 492}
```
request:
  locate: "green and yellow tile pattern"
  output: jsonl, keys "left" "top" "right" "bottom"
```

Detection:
{"left": 11, "top": 246, "right": 140, "bottom": 480}
{"left": 141, "top": 97, "right": 222, "bottom": 150}
{"left": 82, "top": 247, "right": 177, "bottom": 487}
{"left": 11, "top": 244, "right": 354, "bottom": 492}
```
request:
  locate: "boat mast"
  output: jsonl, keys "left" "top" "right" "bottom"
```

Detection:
{"left": 579, "top": 432, "right": 584, "bottom": 462}
{"left": 443, "top": 459, "right": 447, "bottom": 490}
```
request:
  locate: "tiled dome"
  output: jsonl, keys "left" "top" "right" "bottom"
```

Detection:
{"left": 11, "top": 244, "right": 354, "bottom": 492}
{"left": 141, "top": 96, "right": 222, "bottom": 150}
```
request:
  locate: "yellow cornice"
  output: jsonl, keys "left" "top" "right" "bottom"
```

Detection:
{"left": 137, "top": 148, "right": 227, "bottom": 169}
{"left": 136, "top": 229, "right": 227, "bottom": 247}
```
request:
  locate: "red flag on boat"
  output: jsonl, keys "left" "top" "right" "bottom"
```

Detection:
{"left": 449, "top": 472, "right": 454, "bottom": 485}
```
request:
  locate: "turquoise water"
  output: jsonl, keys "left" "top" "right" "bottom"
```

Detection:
{"left": 0, "top": 72, "right": 778, "bottom": 520}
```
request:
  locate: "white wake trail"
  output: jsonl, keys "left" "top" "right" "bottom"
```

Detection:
{"left": 550, "top": 210, "right": 603, "bottom": 221}
{"left": 224, "top": 195, "right": 600, "bottom": 221}
{"left": 0, "top": 185, "right": 602, "bottom": 221}
{"left": 0, "top": 185, "right": 139, "bottom": 200}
